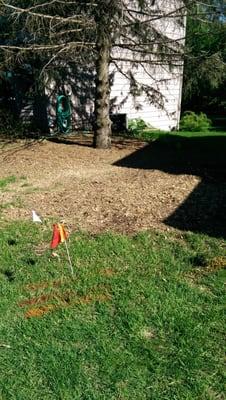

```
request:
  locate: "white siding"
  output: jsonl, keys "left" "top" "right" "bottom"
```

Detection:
{"left": 110, "top": 64, "right": 183, "bottom": 131}
{"left": 110, "top": 0, "right": 186, "bottom": 131}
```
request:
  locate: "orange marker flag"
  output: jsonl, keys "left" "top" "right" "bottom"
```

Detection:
{"left": 58, "top": 223, "right": 68, "bottom": 243}
{"left": 50, "top": 223, "right": 73, "bottom": 275}
{"left": 50, "top": 224, "right": 68, "bottom": 249}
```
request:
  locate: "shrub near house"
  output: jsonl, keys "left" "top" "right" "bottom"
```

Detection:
{"left": 180, "top": 111, "right": 212, "bottom": 132}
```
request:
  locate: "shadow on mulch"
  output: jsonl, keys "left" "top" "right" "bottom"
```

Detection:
{"left": 48, "top": 134, "right": 145, "bottom": 150}
{"left": 48, "top": 135, "right": 93, "bottom": 148}
{"left": 114, "top": 134, "right": 226, "bottom": 239}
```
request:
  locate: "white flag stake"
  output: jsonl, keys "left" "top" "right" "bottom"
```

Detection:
{"left": 32, "top": 210, "right": 42, "bottom": 223}
{"left": 64, "top": 240, "right": 74, "bottom": 275}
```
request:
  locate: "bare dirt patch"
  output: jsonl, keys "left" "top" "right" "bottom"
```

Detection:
{"left": 0, "top": 135, "right": 203, "bottom": 234}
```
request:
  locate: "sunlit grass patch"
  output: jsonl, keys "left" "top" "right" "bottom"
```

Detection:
{"left": 0, "top": 222, "right": 225, "bottom": 400}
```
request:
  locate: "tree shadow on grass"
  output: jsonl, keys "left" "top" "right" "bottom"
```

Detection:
{"left": 114, "top": 134, "right": 226, "bottom": 239}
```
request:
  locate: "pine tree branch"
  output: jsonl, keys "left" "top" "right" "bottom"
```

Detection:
{"left": 0, "top": 2, "right": 92, "bottom": 25}
{"left": 0, "top": 42, "right": 95, "bottom": 52}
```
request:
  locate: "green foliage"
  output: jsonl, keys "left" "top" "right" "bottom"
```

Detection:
{"left": 182, "top": 5, "right": 226, "bottom": 115}
{"left": 180, "top": 112, "right": 212, "bottom": 132}
{"left": 128, "top": 118, "right": 150, "bottom": 135}
{"left": 0, "top": 221, "right": 225, "bottom": 399}
{"left": 127, "top": 118, "right": 163, "bottom": 140}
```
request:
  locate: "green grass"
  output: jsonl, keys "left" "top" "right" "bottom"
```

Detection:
{"left": 0, "top": 222, "right": 225, "bottom": 400}
{"left": 156, "top": 130, "right": 226, "bottom": 151}
{"left": 0, "top": 175, "right": 16, "bottom": 190}
{"left": 177, "top": 130, "right": 226, "bottom": 137}
{"left": 127, "top": 129, "right": 226, "bottom": 141}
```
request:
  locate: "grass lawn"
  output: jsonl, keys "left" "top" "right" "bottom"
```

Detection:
{"left": 125, "top": 129, "right": 226, "bottom": 140}
{"left": 127, "top": 128, "right": 226, "bottom": 144}
{"left": 153, "top": 131, "right": 226, "bottom": 169}
{"left": 0, "top": 221, "right": 225, "bottom": 400}
{"left": 166, "top": 130, "right": 226, "bottom": 137}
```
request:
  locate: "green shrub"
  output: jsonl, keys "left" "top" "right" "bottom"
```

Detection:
{"left": 128, "top": 118, "right": 150, "bottom": 136}
{"left": 180, "top": 111, "right": 212, "bottom": 132}
{"left": 127, "top": 118, "right": 162, "bottom": 140}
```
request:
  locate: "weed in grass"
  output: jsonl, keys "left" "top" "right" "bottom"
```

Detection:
{"left": 0, "top": 175, "right": 16, "bottom": 190}
{"left": 141, "top": 327, "right": 156, "bottom": 340}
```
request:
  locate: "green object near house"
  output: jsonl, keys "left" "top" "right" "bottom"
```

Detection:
{"left": 56, "top": 95, "right": 71, "bottom": 134}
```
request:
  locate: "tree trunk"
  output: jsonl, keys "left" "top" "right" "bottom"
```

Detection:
{"left": 93, "top": 29, "right": 112, "bottom": 149}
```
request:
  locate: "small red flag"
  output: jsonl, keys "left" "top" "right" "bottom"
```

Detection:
{"left": 50, "top": 224, "right": 61, "bottom": 249}
{"left": 50, "top": 223, "right": 69, "bottom": 249}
